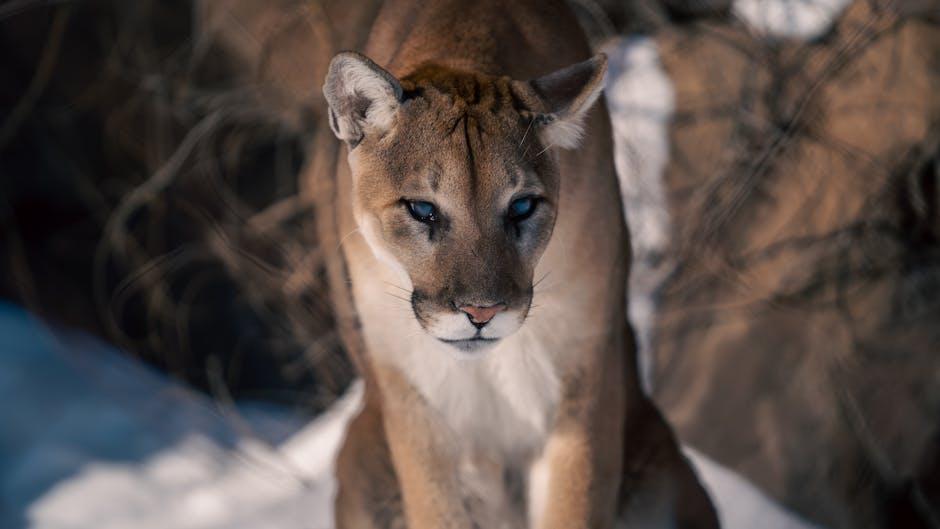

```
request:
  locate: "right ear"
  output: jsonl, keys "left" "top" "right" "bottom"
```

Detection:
{"left": 322, "top": 51, "right": 403, "bottom": 148}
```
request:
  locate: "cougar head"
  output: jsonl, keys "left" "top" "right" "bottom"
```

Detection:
{"left": 324, "top": 51, "right": 606, "bottom": 353}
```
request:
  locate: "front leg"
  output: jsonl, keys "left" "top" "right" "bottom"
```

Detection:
{"left": 530, "top": 357, "right": 628, "bottom": 529}
{"left": 336, "top": 392, "right": 404, "bottom": 529}
{"left": 528, "top": 335, "right": 719, "bottom": 529}
{"left": 378, "top": 366, "right": 476, "bottom": 529}
{"left": 531, "top": 425, "right": 625, "bottom": 529}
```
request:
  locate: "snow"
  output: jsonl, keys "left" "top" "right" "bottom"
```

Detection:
{"left": 603, "top": 36, "right": 675, "bottom": 395}
{"left": 733, "top": 0, "right": 852, "bottom": 40}
{"left": 685, "top": 448, "right": 823, "bottom": 529}
{"left": 1, "top": 31, "right": 824, "bottom": 529}
{"left": 0, "top": 301, "right": 360, "bottom": 529}
{"left": 27, "top": 392, "right": 361, "bottom": 529}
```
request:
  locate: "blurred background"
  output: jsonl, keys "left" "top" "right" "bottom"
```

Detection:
{"left": 1, "top": 0, "right": 937, "bottom": 528}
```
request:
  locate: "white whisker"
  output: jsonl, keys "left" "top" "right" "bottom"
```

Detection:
{"left": 336, "top": 227, "right": 361, "bottom": 252}
{"left": 518, "top": 116, "right": 535, "bottom": 148}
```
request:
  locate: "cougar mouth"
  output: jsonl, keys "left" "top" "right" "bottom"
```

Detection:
{"left": 410, "top": 286, "right": 531, "bottom": 354}
{"left": 438, "top": 336, "right": 501, "bottom": 353}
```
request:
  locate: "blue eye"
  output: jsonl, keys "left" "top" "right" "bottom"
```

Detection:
{"left": 406, "top": 200, "right": 437, "bottom": 222}
{"left": 508, "top": 196, "right": 537, "bottom": 221}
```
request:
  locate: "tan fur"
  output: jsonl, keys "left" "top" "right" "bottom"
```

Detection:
{"left": 311, "top": 1, "right": 719, "bottom": 527}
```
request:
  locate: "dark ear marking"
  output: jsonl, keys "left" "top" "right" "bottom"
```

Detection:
{"left": 322, "top": 51, "right": 403, "bottom": 148}
{"left": 328, "top": 107, "right": 362, "bottom": 148}
{"left": 534, "top": 113, "right": 556, "bottom": 126}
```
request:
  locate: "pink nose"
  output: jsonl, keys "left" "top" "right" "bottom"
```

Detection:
{"left": 459, "top": 303, "right": 507, "bottom": 325}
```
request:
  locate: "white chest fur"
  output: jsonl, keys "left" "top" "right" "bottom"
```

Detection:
{"left": 397, "top": 329, "right": 562, "bottom": 459}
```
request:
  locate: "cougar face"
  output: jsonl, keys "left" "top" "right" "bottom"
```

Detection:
{"left": 324, "top": 53, "right": 606, "bottom": 353}
{"left": 351, "top": 71, "right": 560, "bottom": 352}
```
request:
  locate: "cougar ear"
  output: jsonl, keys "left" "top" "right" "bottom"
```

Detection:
{"left": 323, "top": 51, "right": 403, "bottom": 148}
{"left": 526, "top": 53, "right": 607, "bottom": 149}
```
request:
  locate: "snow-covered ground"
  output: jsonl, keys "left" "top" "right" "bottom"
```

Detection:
{"left": 0, "top": 301, "right": 360, "bottom": 529}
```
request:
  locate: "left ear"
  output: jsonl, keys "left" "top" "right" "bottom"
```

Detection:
{"left": 522, "top": 53, "right": 607, "bottom": 149}
{"left": 323, "top": 51, "right": 403, "bottom": 149}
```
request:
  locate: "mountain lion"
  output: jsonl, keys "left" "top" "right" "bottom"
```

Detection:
{"left": 313, "top": 0, "right": 718, "bottom": 527}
